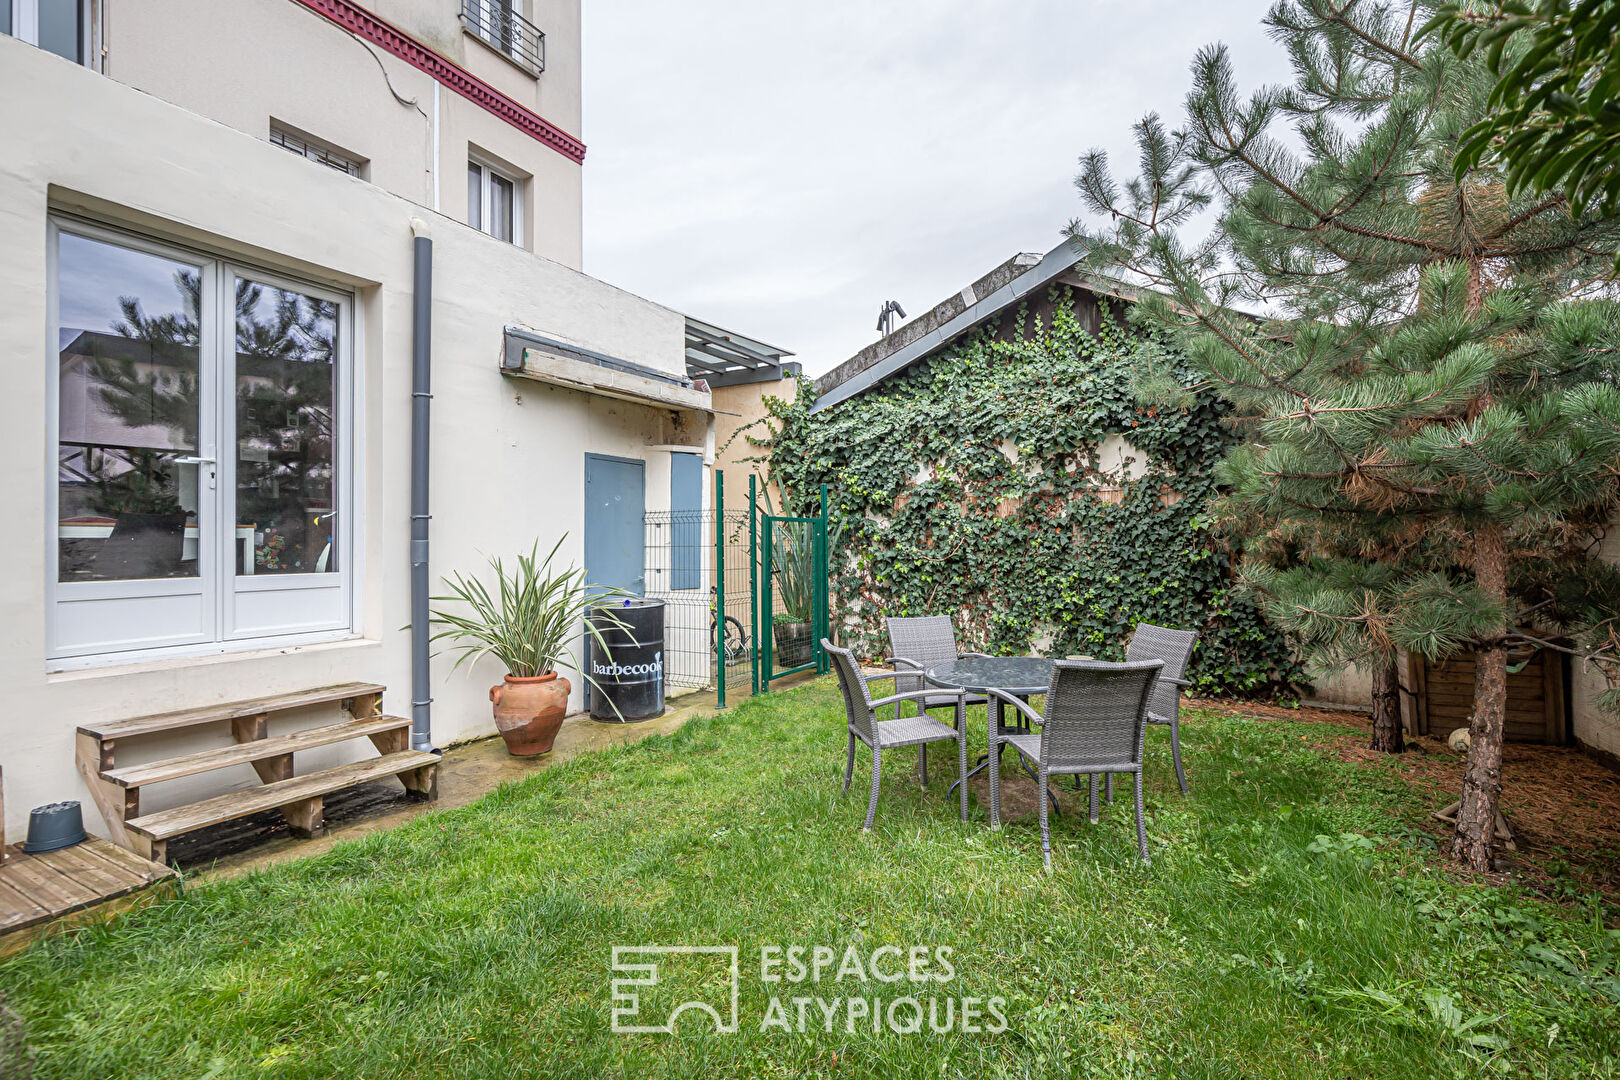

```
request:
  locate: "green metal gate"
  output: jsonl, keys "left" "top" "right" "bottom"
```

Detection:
{"left": 760, "top": 486, "right": 831, "bottom": 687}
{"left": 711, "top": 472, "right": 831, "bottom": 707}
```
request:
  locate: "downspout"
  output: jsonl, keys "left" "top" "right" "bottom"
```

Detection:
{"left": 410, "top": 218, "right": 439, "bottom": 753}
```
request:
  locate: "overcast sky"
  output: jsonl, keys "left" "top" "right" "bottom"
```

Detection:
{"left": 581, "top": 2, "right": 1292, "bottom": 377}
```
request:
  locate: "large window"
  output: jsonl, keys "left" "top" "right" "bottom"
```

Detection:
{"left": 49, "top": 220, "right": 353, "bottom": 662}
{"left": 3, "top": 0, "right": 86, "bottom": 64}
{"left": 467, "top": 159, "right": 519, "bottom": 244}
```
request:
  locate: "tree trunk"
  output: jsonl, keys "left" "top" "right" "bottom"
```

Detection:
{"left": 1453, "top": 522, "right": 1508, "bottom": 871}
{"left": 1465, "top": 256, "right": 1486, "bottom": 315}
{"left": 1368, "top": 658, "right": 1404, "bottom": 753}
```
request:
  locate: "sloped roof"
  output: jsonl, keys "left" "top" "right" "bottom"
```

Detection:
{"left": 809, "top": 241, "right": 1146, "bottom": 414}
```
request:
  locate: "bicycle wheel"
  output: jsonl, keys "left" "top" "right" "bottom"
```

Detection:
{"left": 721, "top": 615, "right": 748, "bottom": 666}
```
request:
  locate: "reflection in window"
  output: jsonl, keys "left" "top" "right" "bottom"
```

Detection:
{"left": 2, "top": 1, "right": 84, "bottom": 63}
{"left": 38, "top": 0, "right": 82, "bottom": 62}
{"left": 468, "top": 159, "right": 518, "bottom": 244}
{"left": 235, "top": 279, "right": 338, "bottom": 575}
{"left": 56, "top": 233, "right": 202, "bottom": 582}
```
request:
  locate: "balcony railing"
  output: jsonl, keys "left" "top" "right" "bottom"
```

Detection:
{"left": 460, "top": 1, "right": 546, "bottom": 77}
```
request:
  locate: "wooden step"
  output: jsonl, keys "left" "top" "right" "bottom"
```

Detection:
{"left": 101, "top": 715, "right": 411, "bottom": 789}
{"left": 125, "top": 750, "right": 439, "bottom": 843}
{"left": 78, "top": 682, "right": 385, "bottom": 741}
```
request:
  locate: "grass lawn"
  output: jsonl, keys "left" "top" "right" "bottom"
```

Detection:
{"left": 3, "top": 677, "right": 1617, "bottom": 1079}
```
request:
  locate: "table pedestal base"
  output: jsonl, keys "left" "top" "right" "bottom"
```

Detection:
{"left": 945, "top": 697, "right": 1059, "bottom": 813}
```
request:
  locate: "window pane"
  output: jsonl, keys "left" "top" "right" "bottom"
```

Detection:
{"left": 468, "top": 163, "right": 483, "bottom": 231}
{"left": 235, "top": 278, "right": 339, "bottom": 575}
{"left": 38, "top": 0, "right": 82, "bottom": 63}
{"left": 491, "top": 173, "right": 514, "bottom": 242}
{"left": 57, "top": 232, "right": 203, "bottom": 582}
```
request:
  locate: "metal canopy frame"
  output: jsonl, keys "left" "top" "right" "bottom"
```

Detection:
{"left": 684, "top": 316, "right": 799, "bottom": 387}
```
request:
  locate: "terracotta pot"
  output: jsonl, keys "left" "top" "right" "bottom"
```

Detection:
{"left": 490, "top": 672, "right": 571, "bottom": 757}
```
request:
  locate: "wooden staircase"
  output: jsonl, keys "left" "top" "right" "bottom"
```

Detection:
{"left": 75, "top": 683, "right": 438, "bottom": 864}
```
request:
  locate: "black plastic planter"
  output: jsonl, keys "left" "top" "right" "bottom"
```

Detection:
{"left": 22, "top": 800, "right": 87, "bottom": 854}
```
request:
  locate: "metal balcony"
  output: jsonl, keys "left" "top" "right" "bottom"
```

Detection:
{"left": 460, "top": 2, "right": 546, "bottom": 77}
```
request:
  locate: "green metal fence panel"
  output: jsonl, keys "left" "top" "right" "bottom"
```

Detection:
{"left": 761, "top": 517, "right": 775, "bottom": 678}
{"left": 714, "top": 470, "right": 726, "bottom": 709}
{"left": 760, "top": 509, "right": 830, "bottom": 686}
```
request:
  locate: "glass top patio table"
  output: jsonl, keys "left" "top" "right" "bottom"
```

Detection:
{"left": 924, "top": 656, "right": 1054, "bottom": 697}
{"left": 928, "top": 656, "right": 1054, "bottom": 804}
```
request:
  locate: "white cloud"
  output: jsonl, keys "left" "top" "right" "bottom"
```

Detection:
{"left": 582, "top": 1, "right": 1292, "bottom": 375}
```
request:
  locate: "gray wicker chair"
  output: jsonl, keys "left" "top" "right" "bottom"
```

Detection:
{"left": 825, "top": 639, "right": 969, "bottom": 829}
{"left": 885, "top": 616, "right": 989, "bottom": 720}
{"left": 986, "top": 659, "right": 1163, "bottom": 869}
{"left": 1125, "top": 623, "right": 1198, "bottom": 794}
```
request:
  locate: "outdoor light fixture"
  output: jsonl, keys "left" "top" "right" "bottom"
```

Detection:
{"left": 876, "top": 299, "right": 906, "bottom": 337}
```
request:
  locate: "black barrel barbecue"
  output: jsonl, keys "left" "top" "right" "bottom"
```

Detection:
{"left": 588, "top": 598, "right": 666, "bottom": 721}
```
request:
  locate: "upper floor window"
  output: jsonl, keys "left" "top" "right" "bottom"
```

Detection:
{"left": 460, "top": 0, "right": 545, "bottom": 77}
{"left": 468, "top": 159, "right": 521, "bottom": 245}
{"left": 270, "top": 124, "right": 366, "bottom": 179}
{"left": 3, "top": 0, "right": 86, "bottom": 64}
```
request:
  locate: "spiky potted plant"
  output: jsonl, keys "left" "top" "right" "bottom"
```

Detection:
{"left": 771, "top": 520, "right": 816, "bottom": 668}
{"left": 430, "top": 536, "right": 627, "bottom": 757}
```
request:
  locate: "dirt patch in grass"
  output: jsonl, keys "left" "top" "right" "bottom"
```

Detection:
{"left": 1191, "top": 697, "right": 1620, "bottom": 903}
{"left": 962, "top": 770, "right": 1099, "bottom": 822}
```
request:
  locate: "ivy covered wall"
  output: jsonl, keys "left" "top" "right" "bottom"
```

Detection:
{"left": 759, "top": 286, "right": 1304, "bottom": 698}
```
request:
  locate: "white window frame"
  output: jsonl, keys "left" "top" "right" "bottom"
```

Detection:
{"left": 45, "top": 216, "right": 359, "bottom": 669}
{"left": 467, "top": 157, "right": 523, "bottom": 246}
{"left": 6, "top": 0, "right": 91, "bottom": 65}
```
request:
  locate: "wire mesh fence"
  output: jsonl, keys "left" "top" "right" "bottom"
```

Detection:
{"left": 643, "top": 509, "right": 753, "bottom": 696}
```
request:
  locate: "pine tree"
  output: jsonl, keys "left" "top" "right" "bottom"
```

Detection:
{"left": 1068, "top": 0, "right": 1620, "bottom": 869}
{"left": 1427, "top": 0, "right": 1620, "bottom": 231}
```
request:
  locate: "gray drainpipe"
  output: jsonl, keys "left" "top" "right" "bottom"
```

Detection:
{"left": 409, "top": 219, "right": 438, "bottom": 753}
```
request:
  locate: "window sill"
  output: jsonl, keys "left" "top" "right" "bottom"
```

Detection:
{"left": 47, "top": 632, "right": 379, "bottom": 682}
{"left": 461, "top": 24, "right": 543, "bottom": 79}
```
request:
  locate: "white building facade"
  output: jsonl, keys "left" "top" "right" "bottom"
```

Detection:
{"left": 0, "top": 1, "right": 748, "bottom": 839}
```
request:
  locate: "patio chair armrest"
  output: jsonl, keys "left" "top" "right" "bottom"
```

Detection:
{"left": 1163, "top": 676, "right": 1190, "bottom": 688}
{"left": 886, "top": 655, "right": 925, "bottom": 671}
{"left": 863, "top": 671, "right": 901, "bottom": 685}
{"left": 868, "top": 687, "right": 965, "bottom": 711}
{"left": 958, "top": 651, "right": 992, "bottom": 659}
{"left": 984, "top": 687, "right": 1043, "bottom": 730}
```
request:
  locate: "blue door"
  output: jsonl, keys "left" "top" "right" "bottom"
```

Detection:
{"left": 584, "top": 454, "right": 645, "bottom": 709}
{"left": 584, "top": 454, "right": 646, "bottom": 595}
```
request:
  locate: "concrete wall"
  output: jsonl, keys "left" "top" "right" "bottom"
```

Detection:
{"left": 712, "top": 377, "right": 796, "bottom": 500}
{"left": 1305, "top": 661, "right": 1374, "bottom": 712}
{"left": 1571, "top": 528, "right": 1620, "bottom": 765}
{"left": 100, "top": 0, "right": 584, "bottom": 268}
{"left": 0, "top": 38, "right": 701, "bottom": 837}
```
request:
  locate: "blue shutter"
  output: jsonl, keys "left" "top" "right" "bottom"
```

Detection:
{"left": 670, "top": 453, "right": 703, "bottom": 590}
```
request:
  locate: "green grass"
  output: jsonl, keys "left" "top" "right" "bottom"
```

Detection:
{"left": 3, "top": 679, "right": 1618, "bottom": 1079}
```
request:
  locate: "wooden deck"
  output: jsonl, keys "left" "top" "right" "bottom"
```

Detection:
{"left": 0, "top": 838, "right": 178, "bottom": 958}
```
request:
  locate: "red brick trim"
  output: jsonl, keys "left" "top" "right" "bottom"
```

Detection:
{"left": 289, "top": 0, "right": 586, "bottom": 164}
